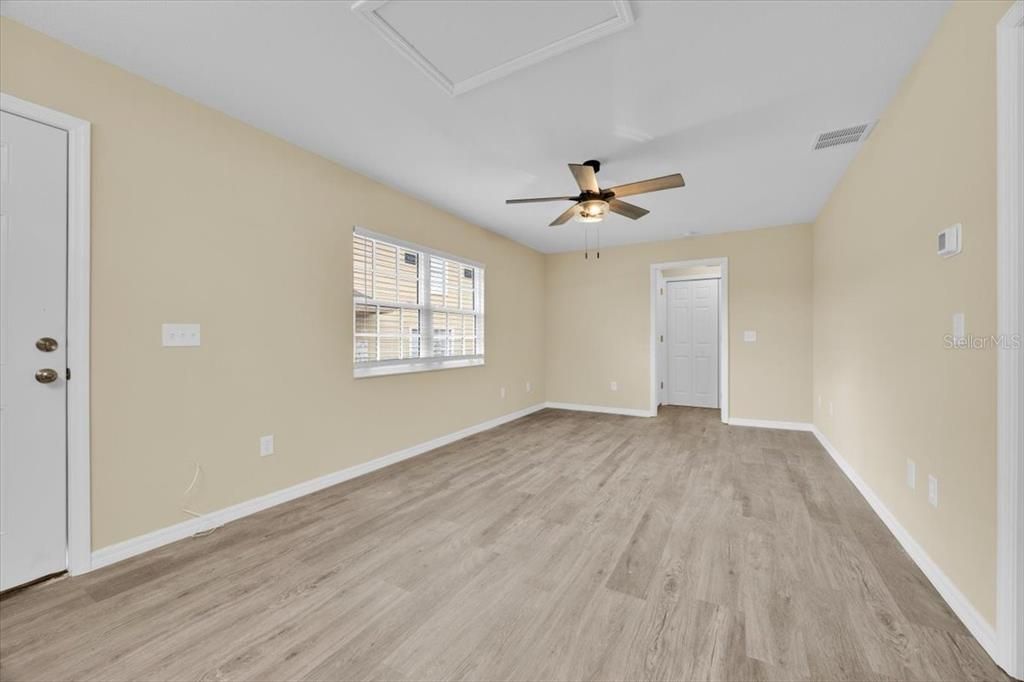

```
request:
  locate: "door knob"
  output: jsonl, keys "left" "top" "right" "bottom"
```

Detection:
{"left": 35, "top": 368, "right": 59, "bottom": 384}
{"left": 36, "top": 337, "right": 59, "bottom": 352}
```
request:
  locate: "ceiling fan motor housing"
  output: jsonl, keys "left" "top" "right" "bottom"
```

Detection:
{"left": 583, "top": 159, "right": 601, "bottom": 174}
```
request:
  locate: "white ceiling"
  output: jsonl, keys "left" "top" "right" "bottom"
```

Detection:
{"left": 0, "top": 0, "right": 950, "bottom": 253}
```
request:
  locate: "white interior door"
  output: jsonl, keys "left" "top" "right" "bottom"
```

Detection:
{"left": 667, "top": 279, "right": 720, "bottom": 408}
{"left": 0, "top": 110, "right": 69, "bottom": 591}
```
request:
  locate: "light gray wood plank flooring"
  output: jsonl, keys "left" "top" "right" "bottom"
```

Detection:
{"left": 0, "top": 407, "right": 1010, "bottom": 681}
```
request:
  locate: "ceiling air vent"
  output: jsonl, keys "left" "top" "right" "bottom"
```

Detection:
{"left": 813, "top": 122, "right": 875, "bottom": 150}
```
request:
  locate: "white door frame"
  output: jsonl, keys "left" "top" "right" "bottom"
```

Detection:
{"left": 650, "top": 257, "right": 728, "bottom": 422}
{"left": 996, "top": 1, "right": 1024, "bottom": 678}
{"left": 1, "top": 93, "right": 92, "bottom": 576}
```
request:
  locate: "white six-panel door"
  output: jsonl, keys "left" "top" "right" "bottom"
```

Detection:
{"left": 0, "top": 110, "right": 69, "bottom": 591}
{"left": 667, "top": 279, "right": 720, "bottom": 408}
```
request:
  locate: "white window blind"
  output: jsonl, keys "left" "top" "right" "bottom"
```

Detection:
{"left": 353, "top": 228, "right": 484, "bottom": 377}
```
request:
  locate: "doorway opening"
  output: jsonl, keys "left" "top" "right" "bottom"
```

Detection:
{"left": 649, "top": 258, "right": 728, "bottom": 422}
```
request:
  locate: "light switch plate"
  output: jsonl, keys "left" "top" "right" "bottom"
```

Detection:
{"left": 162, "top": 323, "right": 200, "bottom": 347}
{"left": 906, "top": 459, "right": 916, "bottom": 490}
{"left": 743, "top": 330, "right": 757, "bottom": 342}
{"left": 610, "top": 381, "right": 618, "bottom": 392}
{"left": 928, "top": 475, "right": 939, "bottom": 507}
{"left": 260, "top": 435, "right": 274, "bottom": 457}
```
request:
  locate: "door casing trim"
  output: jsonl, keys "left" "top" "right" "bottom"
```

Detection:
{"left": 996, "top": 2, "right": 1024, "bottom": 678}
{"left": 650, "top": 258, "right": 729, "bottom": 422}
{"left": 1, "top": 93, "right": 92, "bottom": 576}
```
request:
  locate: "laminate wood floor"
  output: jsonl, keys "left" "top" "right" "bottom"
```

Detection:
{"left": 0, "top": 407, "right": 1010, "bottom": 682}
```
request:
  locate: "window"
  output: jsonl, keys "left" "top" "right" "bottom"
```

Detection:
{"left": 353, "top": 228, "right": 484, "bottom": 377}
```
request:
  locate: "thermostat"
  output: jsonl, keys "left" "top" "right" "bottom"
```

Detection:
{"left": 938, "top": 223, "right": 962, "bottom": 258}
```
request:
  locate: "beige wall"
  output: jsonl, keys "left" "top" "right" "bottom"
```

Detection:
{"left": 812, "top": 0, "right": 1010, "bottom": 625}
{"left": 545, "top": 224, "right": 813, "bottom": 421}
{"left": 0, "top": 18, "right": 547, "bottom": 550}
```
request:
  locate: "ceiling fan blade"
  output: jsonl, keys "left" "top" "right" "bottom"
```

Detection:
{"left": 569, "top": 164, "right": 600, "bottom": 193}
{"left": 505, "top": 196, "right": 577, "bottom": 204}
{"left": 549, "top": 204, "right": 580, "bottom": 227}
{"left": 608, "top": 199, "right": 650, "bottom": 220}
{"left": 607, "top": 173, "right": 685, "bottom": 198}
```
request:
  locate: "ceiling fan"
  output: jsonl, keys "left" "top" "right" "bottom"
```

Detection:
{"left": 506, "top": 160, "right": 685, "bottom": 227}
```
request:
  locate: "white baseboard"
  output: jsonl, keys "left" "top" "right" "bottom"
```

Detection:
{"left": 542, "top": 405, "right": 813, "bottom": 428}
{"left": 728, "top": 417, "right": 814, "bottom": 431}
{"left": 91, "top": 403, "right": 547, "bottom": 570}
{"left": 811, "top": 426, "right": 998, "bottom": 662}
{"left": 544, "top": 401, "right": 656, "bottom": 418}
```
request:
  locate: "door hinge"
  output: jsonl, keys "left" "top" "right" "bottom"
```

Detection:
{"left": 660, "top": 381, "right": 664, "bottom": 389}
{"left": 659, "top": 335, "right": 664, "bottom": 343}
{"left": 66, "top": 367, "right": 71, "bottom": 380}
{"left": 660, "top": 287, "right": 664, "bottom": 295}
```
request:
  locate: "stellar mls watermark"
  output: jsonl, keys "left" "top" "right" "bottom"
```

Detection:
{"left": 944, "top": 333, "right": 1022, "bottom": 350}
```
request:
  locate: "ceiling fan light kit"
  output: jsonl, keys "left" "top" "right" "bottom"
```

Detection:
{"left": 576, "top": 198, "right": 609, "bottom": 223}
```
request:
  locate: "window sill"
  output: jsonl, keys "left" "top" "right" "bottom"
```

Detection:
{"left": 353, "top": 356, "right": 485, "bottom": 379}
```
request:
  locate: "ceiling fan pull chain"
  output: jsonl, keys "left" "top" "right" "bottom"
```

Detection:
{"left": 597, "top": 225, "right": 601, "bottom": 259}
{"left": 584, "top": 226, "right": 589, "bottom": 259}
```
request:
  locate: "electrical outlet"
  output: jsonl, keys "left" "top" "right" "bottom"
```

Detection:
{"left": 952, "top": 313, "right": 965, "bottom": 342}
{"left": 928, "top": 475, "right": 939, "bottom": 507}
{"left": 610, "top": 381, "right": 618, "bottom": 392}
{"left": 526, "top": 381, "right": 532, "bottom": 394}
{"left": 743, "top": 330, "right": 757, "bottom": 342}
{"left": 500, "top": 386, "right": 507, "bottom": 399}
{"left": 260, "top": 435, "right": 274, "bottom": 457}
{"left": 906, "top": 459, "right": 916, "bottom": 490}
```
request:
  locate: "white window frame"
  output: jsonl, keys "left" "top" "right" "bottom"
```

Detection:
{"left": 353, "top": 227, "right": 485, "bottom": 378}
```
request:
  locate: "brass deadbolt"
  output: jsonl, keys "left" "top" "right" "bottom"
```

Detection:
{"left": 36, "top": 337, "right": 59, "bottom": 352}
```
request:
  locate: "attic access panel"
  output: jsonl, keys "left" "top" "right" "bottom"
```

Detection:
{"left": 352, "top": 0, "right": 634, "bottom": 96}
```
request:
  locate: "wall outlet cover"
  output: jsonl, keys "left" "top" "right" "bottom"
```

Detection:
{"left": 610, "top": 381, "right": 618, "bottom": 392}
{"left": 743, "top": 330, "right": 757, "bottom": 342}
{"left": 952, "top": 312, "right": 966, "bottom": 342}
{"left": 906, "top": 459, "right": 916, "bottom": 490}
{"left": 260, "top": 435, "right": 274, "bottom": 457}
